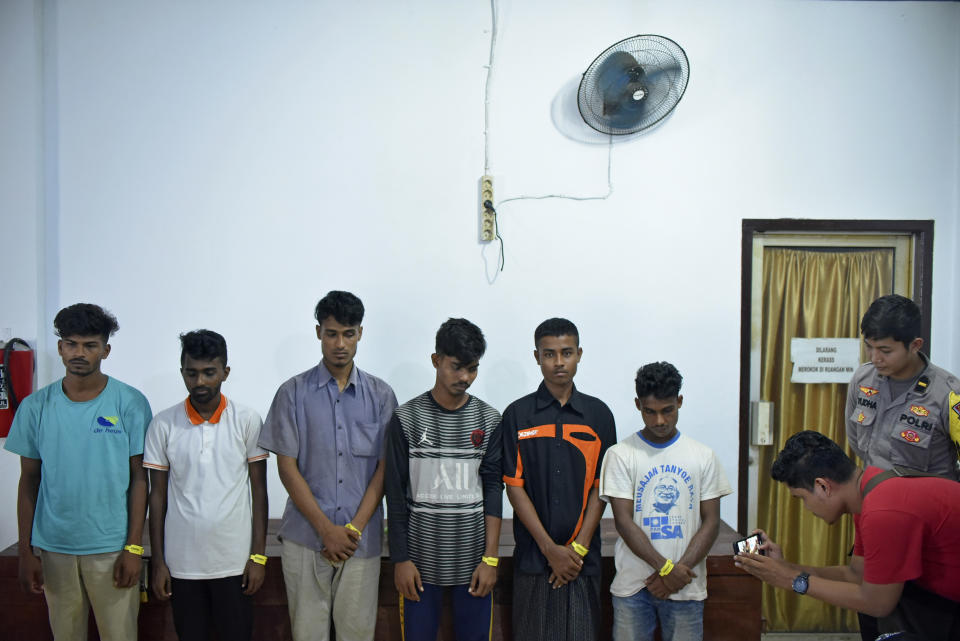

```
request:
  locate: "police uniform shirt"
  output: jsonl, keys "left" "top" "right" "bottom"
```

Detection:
{"left": 846, "top": 353, "right": 960, "bottom": 479}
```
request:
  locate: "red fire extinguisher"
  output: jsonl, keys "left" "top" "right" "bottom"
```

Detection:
{"left": 1, "top": 338, "right": 34, "bottom": 438}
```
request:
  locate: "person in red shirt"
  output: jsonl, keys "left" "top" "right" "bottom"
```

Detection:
{"left": 735, "top": 430, "right": 960, "bottom": 641}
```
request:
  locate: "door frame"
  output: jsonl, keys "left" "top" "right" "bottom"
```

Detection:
{"left": 736, "top": 219, "right": 934, "bottom": 532}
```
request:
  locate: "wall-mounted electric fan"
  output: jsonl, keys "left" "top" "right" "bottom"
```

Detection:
{"left": 578, "top": 35, "right": 689, "bottom": 135}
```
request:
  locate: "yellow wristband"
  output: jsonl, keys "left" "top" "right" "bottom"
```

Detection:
{"left": 571, "top": 541, "right": 589, "bottom": 557}
{"left": 250, "top": 554, "right": 267, "bottom": 566}
{"left": 345, "top": 523, "right": 362, "bottom": 538}
{"left": 659, "top": 559, "right": 675, "bottom": 577}
{"left": 481, "top": 556, "right": 499, "bottom": 567}
{"left": 123, "top": 544, "right": 144, "bottom": 556}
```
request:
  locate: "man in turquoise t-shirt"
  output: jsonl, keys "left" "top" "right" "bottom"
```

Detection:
{"left": 5, "top": 303, "right": 152, "bottom": 641}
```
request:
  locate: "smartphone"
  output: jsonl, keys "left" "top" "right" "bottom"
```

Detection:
{"left": 733, "top": 532, "right": 764, "bottom": 556}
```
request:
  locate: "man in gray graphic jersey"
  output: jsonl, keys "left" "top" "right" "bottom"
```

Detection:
{"left": 385, "top": 318, "right": 503, "bottom": 641}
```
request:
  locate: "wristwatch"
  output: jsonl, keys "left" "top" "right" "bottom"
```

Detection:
{"left": 792, "top": 572, "right": 810, "bottom": 595}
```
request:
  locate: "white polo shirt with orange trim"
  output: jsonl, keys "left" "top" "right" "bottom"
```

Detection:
{"left": 144, "top": 395, "right": 268, "bottom": 579}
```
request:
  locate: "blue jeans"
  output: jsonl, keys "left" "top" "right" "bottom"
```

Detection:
{"left": 400, "top": 583, "right": 492, "bottom": 641}
{"left": 612, "top": 589, "right": 704, "bottom": 641}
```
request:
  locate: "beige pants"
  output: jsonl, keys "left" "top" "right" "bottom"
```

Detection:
{"left": 40, "top": 549, "right": 139, "bottom": 641}
{"left": 281, "top": 539, "right": 381, "bottom": 641}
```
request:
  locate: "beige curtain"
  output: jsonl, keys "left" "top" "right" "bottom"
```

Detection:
{"left": 758, "top": 247, "right": 893, "bottom": 632}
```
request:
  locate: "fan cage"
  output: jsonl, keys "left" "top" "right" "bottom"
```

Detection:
{"left": 578, "top": 34, "right": 690, "bottom": 135}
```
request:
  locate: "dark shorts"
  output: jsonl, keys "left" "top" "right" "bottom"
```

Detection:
{"left": 170, "top": 575, "right": 252, "bottom": 641}
{"left": 512, "top": 572, "right": 601, "bottom": 641}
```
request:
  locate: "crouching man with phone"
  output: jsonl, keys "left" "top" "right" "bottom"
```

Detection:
{"left": 736, "top": 430, "right": 960, "bottom": 641}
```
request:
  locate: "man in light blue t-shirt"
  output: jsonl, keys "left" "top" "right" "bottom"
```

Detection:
{"left": 5, "top": 303, "right": 152, "bottom": 641}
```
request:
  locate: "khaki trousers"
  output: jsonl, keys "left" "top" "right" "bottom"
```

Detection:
{"left": 281, "top": 539, "right": 380, "bottom": 641}
{"left": 40, "top": 549, "right": 140, "bottom": 641}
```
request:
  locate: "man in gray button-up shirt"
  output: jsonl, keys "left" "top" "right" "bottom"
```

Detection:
{"left": 259, "top": 291, "right": 397, "bottom": 641}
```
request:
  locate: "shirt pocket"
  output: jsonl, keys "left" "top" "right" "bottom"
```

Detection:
{"left": 849, "top": 402, "right": 877, "bottom": 452}
{"left": 888, "top": 409, "right": 938, "bottom": 468}
{"left": 350, "top": 420, "right": 383, "bottom": 457}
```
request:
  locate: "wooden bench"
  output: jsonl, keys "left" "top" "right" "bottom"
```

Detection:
{"left": 0, "top": 519, "right": 760, "bottom": 640}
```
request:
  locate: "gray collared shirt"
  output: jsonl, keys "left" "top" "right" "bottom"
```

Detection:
{"left": 846, "top": 353, "right": 960, "bottom": 480}
{"left": 259, "top": 361, "right": 398, "bottom": 556}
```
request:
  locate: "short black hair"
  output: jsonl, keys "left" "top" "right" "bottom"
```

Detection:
{"left": 860, "top": 294, "right": 921, "bottom": 348}
{"left": 635, "top": 361, "right": 683, "bottom": 399}
{"left": 180, "top": 330, "right": 228, "bottom": 367}
{"left": 436, "top": 318, "right": 486, "bottom": 363}
{"left": 314, "top": 291, "right": 364, "bottom": 327}
{"left": 770, "top": 430, "right": 856, "bottom": 492}
{"left": 534, "top": 317, "right": 579, "bottom": 348}
{"left": 54, "top": 303, "right": 119, "bottom": 343}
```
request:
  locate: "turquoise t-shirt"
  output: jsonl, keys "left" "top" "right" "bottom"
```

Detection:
{"left": 4, "top": 377, "right": 152, "bottom": 554}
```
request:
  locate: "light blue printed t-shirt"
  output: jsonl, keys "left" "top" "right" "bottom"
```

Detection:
{"left": 4, "top": 377, "right": 152, "bottom": 554}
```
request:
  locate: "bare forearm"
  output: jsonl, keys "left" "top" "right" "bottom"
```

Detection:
{"left": 677, "top": 519, "right": 718, "bottom": 568}
{"left": 16, "top": 464, "right": 41, "bottom": 556}
{"left": 803, "top": 563, "right": 860, "bottom": 583}
{"left": 773, "top": 558, "right": 861, "bottom": 584}
{"left": 611, "top": 498, "right": 665, "bottom": 568}
{"left": 807, "top": 576, "right": 899, "bottom": 618}
{"left": 148, "top": 470, "right": 168, "bottom": 564}
{"left": 126, "top": 456, "right": 147, "bottom": 546}
{"left": 574, "top": 488, "right": 604, "bottom": 547}
{"left": 249, "top": 461, "right": 268, "bottom": 555}
{"left": 484, "top": 515, "right": 502, "bottom": 557}
{"left": 351, "top": 459, "right": 385, "bottom": 530}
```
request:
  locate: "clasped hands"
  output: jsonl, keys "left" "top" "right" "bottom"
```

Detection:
{"left": 320, "top": 523, "right": 361, "bottom": 563}
{"left": 644, "top": 561, "right": 697, "bottom": 599}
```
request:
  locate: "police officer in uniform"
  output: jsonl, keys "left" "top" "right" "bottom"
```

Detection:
{"left": 846, "top": 295, "right": 960, "bottom": 479}
{"left": 845, "top": 294, "right": 960, "bottom": 640}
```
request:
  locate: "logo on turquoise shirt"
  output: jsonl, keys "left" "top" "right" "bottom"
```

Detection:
{"left": 93, "top": 416, "right": 122, "bottom": 434}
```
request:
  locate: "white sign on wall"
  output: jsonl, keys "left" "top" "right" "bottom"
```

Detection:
{"left": 790, "top": 338, "right": 861, "bottom": 384}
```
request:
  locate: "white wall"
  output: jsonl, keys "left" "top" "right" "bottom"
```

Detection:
{"left": 2, "top": 0, "right": 959, "bottom": 549}
{"left": 0, "top": 0, "right": 44, "bottom": 549}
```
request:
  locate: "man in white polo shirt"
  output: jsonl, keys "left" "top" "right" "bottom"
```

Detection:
{"left": 144, "top": 330, "right": 269, "bottom": 641}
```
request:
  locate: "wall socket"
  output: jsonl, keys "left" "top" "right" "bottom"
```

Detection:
{"left": 479, "top": 175, "right": 495, "bottom": 242}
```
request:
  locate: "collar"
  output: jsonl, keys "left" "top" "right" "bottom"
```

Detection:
{"left": 185, "top": 394, "right": 227, "bottom": 425}
{"left": 317, "top": 361, "right": 359, "bottom": 390}
{"left": 535, "top": 380, "right": 582, "bottom": 414}
{"left": 638, "top": 430, "right": 681, "bottom": 448}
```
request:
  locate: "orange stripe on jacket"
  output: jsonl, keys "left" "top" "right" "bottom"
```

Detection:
{"left": 561, "top": 423, "right": 601, "bottom": 545}
{"left": 502, "top": 424, "right": 556, "bottom": 486}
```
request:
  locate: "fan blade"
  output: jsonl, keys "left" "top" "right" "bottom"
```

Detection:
{"left": 595, "top": 51, "right": 641, "bottom": 104}
{"left": 640, "top": 60, "right": 683, "bottom": 88}
{"left": 603, "top": 58, "right": 684, "bottom": 129}
{"left": 602, "top": 90, "right": 654, "bottom": 130}
{"left": 593, "top": 52, "right": 648, "bottom": 128}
